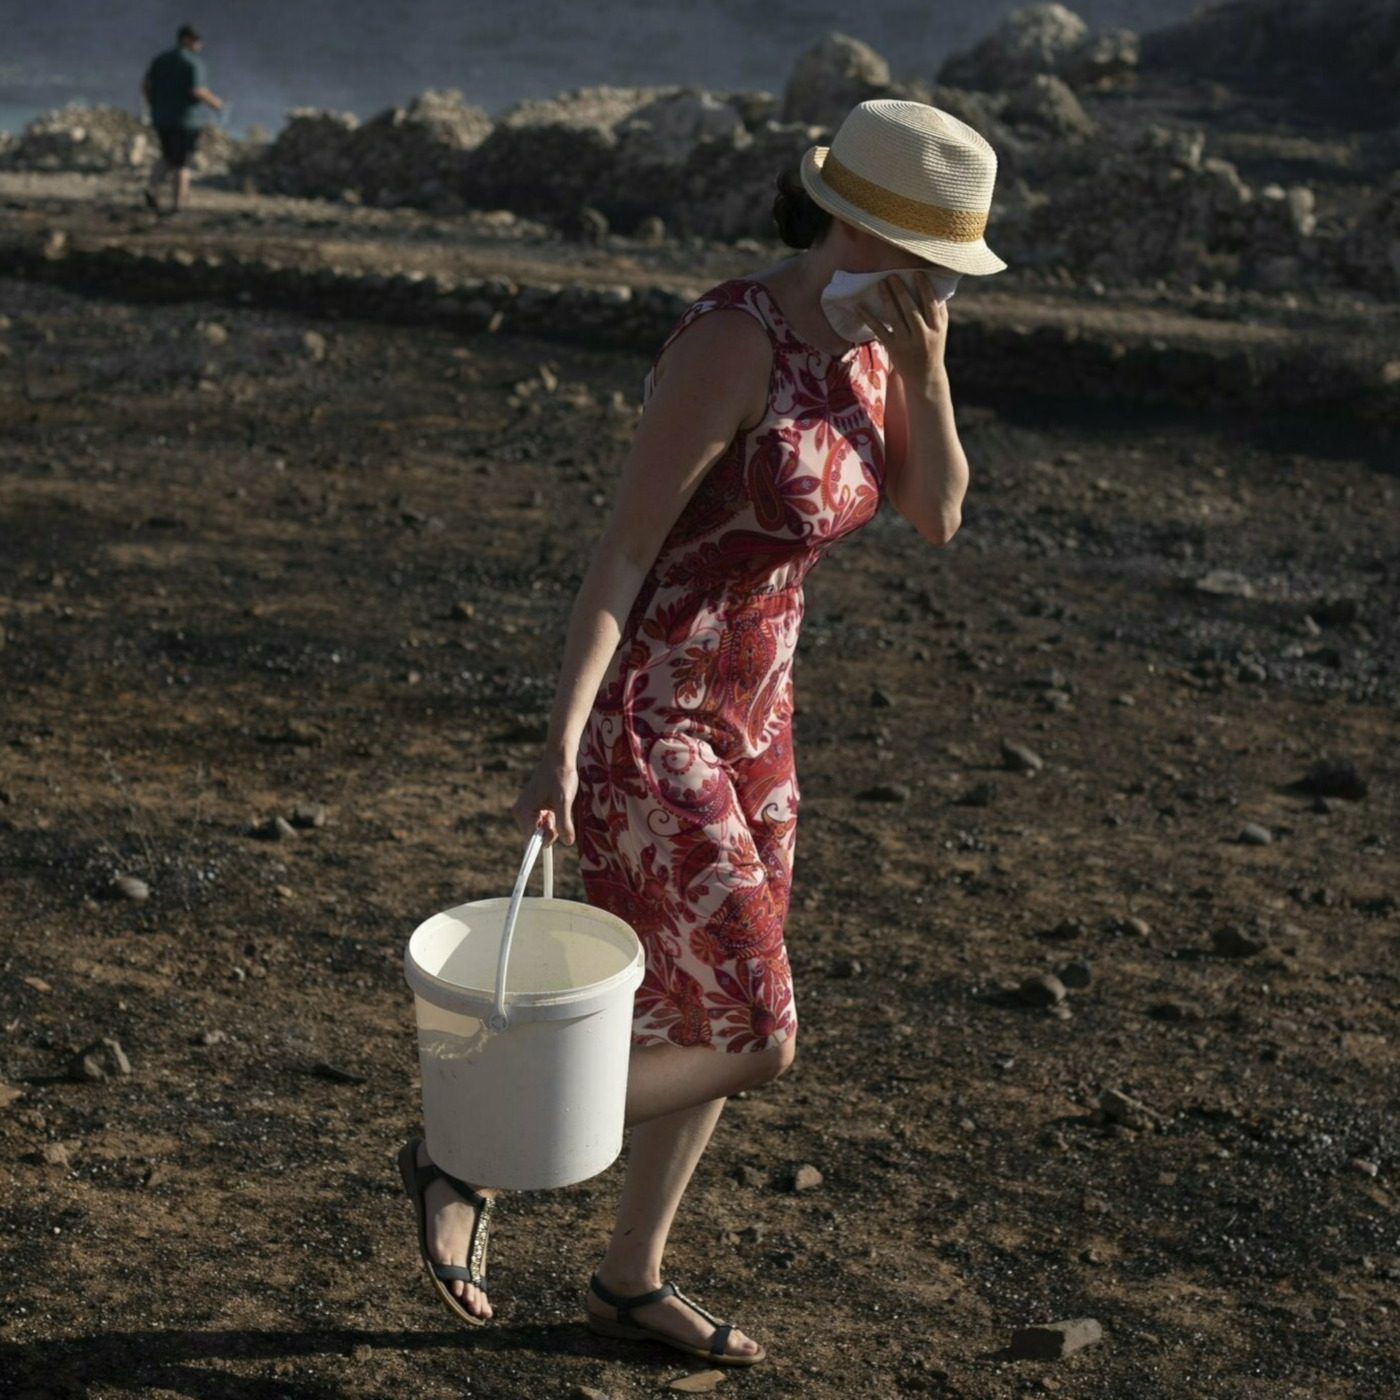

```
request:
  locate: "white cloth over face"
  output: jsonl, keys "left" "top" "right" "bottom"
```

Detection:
{"left": 820, "top": 266, "right": 961, "bottom": 343}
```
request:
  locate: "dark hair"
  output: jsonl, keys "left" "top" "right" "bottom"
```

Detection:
{"left": 178, "top": 24, "right": 201, "bottom": 42}
{"left": 772, "top": 166, "right": 832, "bottom": 249}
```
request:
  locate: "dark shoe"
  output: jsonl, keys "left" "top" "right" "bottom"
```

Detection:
{"left": 586, "top": 1274, "right": 766, "bottom": 1365}
{"left": 397, "top": 1137, "right": 495, "bottom": 1328}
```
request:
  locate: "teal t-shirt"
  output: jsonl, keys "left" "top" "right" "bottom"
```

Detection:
{"left": 145, "top": 47, "right": 207, "bottom": 129}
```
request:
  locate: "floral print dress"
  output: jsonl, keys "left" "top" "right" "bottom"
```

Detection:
{"left": 573, "top": 277, "right": 892, "bottom": 1053}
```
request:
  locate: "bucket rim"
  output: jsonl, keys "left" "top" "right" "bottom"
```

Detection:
{"left": 405, "top": 895, "right": 644, "bottom": 1009}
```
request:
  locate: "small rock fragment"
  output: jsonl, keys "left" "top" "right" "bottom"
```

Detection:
{"left": 22, "top": 976, "right": 51, "bottom": 994}
{"left": 1009, "top": 1317, "right": 1103, "bottom": 1360}
{"left": 570, "top": 1388, "right": 612, "bottom": 1400}
{"left": 1350, "top": 1158, "right": 1380, "bottom": 1178}
{"left": 856, "top": 782, "right": 910, "bottom": 803}
{"left": 195, "top": 1029, "right": 227, "bottom": 1047}
{"left": 1099, "top": 1088, "right": 1157, "bottom": 1130}
{"left": 70, "top": 1037, "right": 132, "bottom": 1083}
{"left": 1148, "top": 1000, "right": 1202, "bottom": 1023}
{"left": 290, "top": 802, "right": 326, "bottom": 829}
{"left": 1120, "top": 915, "right": 1150, "bottom": 937}
{"left": 1194, "top": 569, "right": 1254, "bottom": 598}
{"left": 1297, "top": 758, "right": 1368, "bottom": 802}
{"left": 40, "top": 1142, "right": 71, "bottom": 1168}
{"left": 302, "top": 330, "right": 328, "bottom": 361}
{"left": 1057, "top": 961, "right": 1092, "bottom": 990}
{"left": 0, "top": 1082, "right": 23, "bottom": 1109}
{"left": 668, "top": 1370, "right": 726, "bottom": 1393}
{"left": 1001, "top": 739, "right": 1044, "bottom": 773}
{"left": 1018, "top": 973, "right": 1067, "bottom": 1008}
{"left": 733, "top": 1164, "right": 767, "bottom": 1189}
{"left": 789, "top": 1164, "right": 823, "bottom": 1192}
{"left": 1238, "top": 823, "right": 1273, "bottom": 846}
{"left": 253, "top": 816, "right": 298, "bottom": 842}
{"left": 111, "top": 874, "right": 150, "bottom": 902}
{"left": 954, "top": 781, "right": 996, "bottom": 807}
{"left": 829, "top": 956, "right": 863, "bottom": 979}
{"left": 869, "top": 686, "right": 895, "bottom": 708}
{"left": 1212, "top": 925, "right": 1268, "bottom": 958}
{"left": 452, "top": 600, "right": 476, "bottom": 620}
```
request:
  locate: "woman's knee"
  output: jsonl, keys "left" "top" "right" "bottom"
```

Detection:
{"left": 743, "top": 1031, "right": 797, "bottom": 1089}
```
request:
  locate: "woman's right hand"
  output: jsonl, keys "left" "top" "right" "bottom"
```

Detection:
{"left": 512, "top": 755, "right": 579, "bottom": 846}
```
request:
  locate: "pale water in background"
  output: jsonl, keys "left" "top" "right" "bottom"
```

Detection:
{"left": 2, "top": 0, "right": 1211, "bottom": 137}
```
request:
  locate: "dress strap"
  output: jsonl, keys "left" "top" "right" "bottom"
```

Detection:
{"left": 642, "top": 280, "right": 779, "bottom": 404}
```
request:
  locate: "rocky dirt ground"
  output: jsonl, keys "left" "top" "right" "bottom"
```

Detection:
{"left": 1, "top": 236, "right": 1398, "bottom": 1400}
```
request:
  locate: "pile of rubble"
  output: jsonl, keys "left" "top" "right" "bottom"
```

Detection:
{"left": 0, "top": 102, "right": 243, "bottom": 177}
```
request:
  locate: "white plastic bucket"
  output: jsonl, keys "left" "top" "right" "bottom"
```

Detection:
{"left": 404, "top": 830, "right": 644, "bottom": 1191}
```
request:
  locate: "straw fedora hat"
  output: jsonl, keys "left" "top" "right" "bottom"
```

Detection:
{"left": 800, "top": 99, "right": 1006, "bottom": 276}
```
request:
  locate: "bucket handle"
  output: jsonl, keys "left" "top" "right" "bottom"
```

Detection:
{"left": 489, "top": 828, "right": 555, "bottom": 1031}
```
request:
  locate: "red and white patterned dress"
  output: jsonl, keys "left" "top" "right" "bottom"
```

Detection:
{"left": 573, "top": 277, "right": 892, "bottom": 1053}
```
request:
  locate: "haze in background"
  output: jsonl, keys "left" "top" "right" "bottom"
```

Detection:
{"left": 2, "top": 0, "right": 1208, "bottom": 137}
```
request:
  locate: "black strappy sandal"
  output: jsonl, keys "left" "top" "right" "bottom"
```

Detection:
{"left": 586, "top": 1273, "right": 767, "bottom": 1366}
{"left": 397, "top": 1137, "right": 496, "bottom": 1328}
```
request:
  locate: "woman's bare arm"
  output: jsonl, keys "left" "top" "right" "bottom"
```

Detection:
{"left": 511, "top": 309, "right": 771, "bottom": 843}
{"left": 882, "top": 365, "right": 968, "bottom": 545}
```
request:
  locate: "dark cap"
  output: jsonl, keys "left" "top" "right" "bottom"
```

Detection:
{"left": 177, "top": 24, "right": 201, "bottom": 43}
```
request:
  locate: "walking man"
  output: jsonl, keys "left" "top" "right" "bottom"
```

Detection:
{"left": 141, "top": 25, "right": 224, "bottom": 213}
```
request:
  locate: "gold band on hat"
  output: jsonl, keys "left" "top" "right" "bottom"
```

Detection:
{"left": 820, "top": 153, "right": 989, "bottom": 242}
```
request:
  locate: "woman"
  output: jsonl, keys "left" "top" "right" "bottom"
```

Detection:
{"left": 401, "top": 98, "right": 1005, "bottom": 1364}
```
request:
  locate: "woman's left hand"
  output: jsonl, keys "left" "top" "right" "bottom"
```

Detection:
{"left": 856, "top": 271, "right": 949, "bottom": 396}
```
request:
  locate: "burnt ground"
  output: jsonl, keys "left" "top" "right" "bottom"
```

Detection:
{"left": 0, "top": 265, "right": 1398, "bottom": 1400}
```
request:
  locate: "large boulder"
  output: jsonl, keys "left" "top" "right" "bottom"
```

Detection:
{"left": 346, "top": 89, "right": 492, "bottom": 208}
{"left": 248, "top": 108, "right": 362, "bottom": 198}
{"left": 1002, "top": 74, "right": 1096, "bottom": 141}
{"left": 1142, "top": 0, "right": 1400, "bottom": 126}
{"left": 1341, "top": 177, "right": 1400, "bottom": 296}
{"left": 998, "top": 125, "right": 1318, "bottom": 286}
{"left": 782, "top": 33, "right": 893, "bottom": 128}
{"left": 1059, "top": 28, "right": 1140, "bottom": 89}
{"left": 676, "top": 120, "right": 828, "bottom": 242}
{"left": 939, "top": 4, "right": 1089, "bottom": 92}
{"left": 463, "top": 85, "right": 670, "bottom": 224}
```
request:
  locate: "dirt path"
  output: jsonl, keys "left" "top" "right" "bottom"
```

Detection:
{"left": 1, "top": 274, "right": 1397, "bottom": 1400}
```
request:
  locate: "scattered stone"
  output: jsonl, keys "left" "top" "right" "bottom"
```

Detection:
{"left": 1018, "top": 972, "right": 1067, "bottom": 1007}
{"left": 788, "top": 1164, "right": 824, "bottom": 1192}
{"left": 856, "top": 782, "right": 911, "bottom": 803}
{"left": 570, "top": 205, "right": 610, "bottom": 244}
{"left": 733, "top": 1164, "right": 767, "bottom": 1189}
{"left": 301, "top": 330, "right": 328, "bottom": 362}
{"left": 1042, "top": 917, "right": 1086, "bottom": 942}
{"left": 197, "top": 321, "right": 229, "bottom": 346}
{"left": 1212, "top": 924, "right": 1268, "bottom": 958}
{"left": 1238, "top": 823, "right": 1273, "bottom": 846}
{"left": 22, "top": 976, "right": 51, "bottom": 994}
{"left": 311, "top": 1061, "right": 368, "bottom": 1085}
{"left": 195, "top": 1029, "right": 227, "bottom": 1047}
{"left": 69, "top": 1037, "right": 132, "bottom": 1082}
{"left": 829, "top": 957, "right": 863, "bottom": 979}
{"left": 290, "top": 802, "right": 327, "bottom": 829}
{"left": 1297, "top": 758, "right": 1369, "bottom": 802}
{"left": 1194, "top": 569, "right": 1255, "bottom": 598}
{"left": 668, "top": 1371, "right": 726, "bottom": 1394}
{"left": 1119, "top": 915, "right": 1151, "bottom": 937}
{"left": 452, "top": 600, "right": 477, "bottom": 620}
{"left": 1009, "top": 1317, "right": 1103, "bottom": 1360}
{"left": 1057, "top": 961, "right": 1092, "bottom": 990}
{"left": 570, "top": 1388, "right": 613, "bottom": 1400}
{"left": 1099, "top": 1088, "right": 1158, "bottom": 1130}
{"left": 1149, "top": 1000, "right": 1203, "bottom": 1023}
{"left": 111, "top": 874, "right": 150, "bottom": 902}
{"left": 253, "top": 816, "right": 298, "bottom": 842}
{"left": 0, "top": 1082, "right": 23, "bottom": 1109}
{"left": 634, "top": 215, "right": 667, "bottom": 243}
{"left": 954, "top": 782, "right": 996, "bottom": 807}
{"left": 1079, "top": 1246, "right": 1106, "bottom": 1264}
{"left": 1001, "top": 739, "right": 1044, "bottom": 773}
{"left": 1350, "top": 1158, "right": 1380, "bottom": 1179}
{"left": 869, "top": 686, "right": 895, "bottom": 708}
{"left": 39, "top": 1142, "right": 71, "bottom": 1168}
